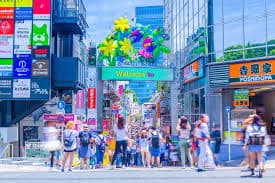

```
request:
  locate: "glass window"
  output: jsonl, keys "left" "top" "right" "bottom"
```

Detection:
{"left": 189, "top": 0, "right": 194, "bottom": 20}
{"left": 223, "top": 0, "right": 243, "bottom": 22}
{"left": 189, "top": 19, "right": 194, "bottom": 37}
{"left": 211, "top": 0, "right": 223, "bottom": 25}
{"left": 244, "top": 0, "right": 265, "bottom": 18}
{"left": 185, "top": 23, "right": 189, "bottom": 45}
{"left": 199, "top": 0, "right": 204, "bottom": 10}
{"left": 267, "top": 15, "right": 275, "bottom": 46}
{"left": 224, "top": 49, "right": 243, "bottom": 61}
{"left": 200, "top": 88, "right": 205, "bottom": 114}
{"left": 191, "top": 90, "right": 199, "bottom": 114}
{"left": 184, "top": 2, "right": 189, "bottom": 24}
{"left": 224, "top": 21, "right": 243, "bottom": 50}
{"left": 268, "top": 46, "right": 275, "bottom": 56}
{"left": 213, "top": 25, "right": 223, "bottom": 52}
{"left": 244, "top": 18, "right": 266, "bottom": 48}
{"left": 194, "top": 13, "right": 199, "bottom": 36}
{"left": 245, "top": 47, "right": 266, "bottom": 59}
{"left": 194, "top": 0, "right": 199, "bottom": 14}
{"left": 266, "top": 0, "right": 275, "bottom": 13}
{"left": 199, "top": 7, "right": 206, "bottom": 29}
{"left": 210, "top": 52, "right": 224, "bottom": 62}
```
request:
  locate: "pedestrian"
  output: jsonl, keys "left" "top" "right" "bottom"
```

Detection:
{"left": 139, "top": 129, "right": 150, "bottom": 168}
{"left": 61, "top": 121, "right": 78, "bottom": 172}
{"left": 210, "top": 124, "right": 222, "bottom": 166}
{"left": 176, "top": 116, "right": 193, "bottom": 169}
{"left": 197, "top": 114, "right": 215, "bottom": 172}
{"left": 78, "top": 124, "right": 92, "bottom": 170}
{"left": 149, "top": 127, "right": 162, "bottom": 168}
{"left": 90, "top": 138, "right": 97, "bottom": 169}
{"left": 110, "top": 116, "right": 129, "bottom": 169}
{"left": 96, "top": 130, "right": 106, "bottom": 168}
{"left": 243, "top": 115, "right": 267, "bottom": 178}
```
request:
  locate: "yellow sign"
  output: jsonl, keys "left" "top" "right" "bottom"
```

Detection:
{"left": 157, "top": 82, "right": 162, "bottom": 92}
{"left": 16, "top": 0, "right": 32, "bottom": 7}
{"left": 1, "top": 0, "right": 15, "bottom": 7}
{"left": 229, "top": 60, "right": 275, "bottom": 85}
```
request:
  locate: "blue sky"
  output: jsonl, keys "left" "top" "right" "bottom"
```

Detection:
{"left": 82, "top": 0, "right": 163, "bottom": 43}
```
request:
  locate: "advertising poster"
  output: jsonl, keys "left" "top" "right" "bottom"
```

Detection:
{"left": 16, "top": 0, "right": 33, "bottom": 7}
{"left": 1, "top": 0, "right": 14, "bottom": 7}
{"left": 88, "top": 88, "right": 96, "bottom": 109}
{"left": 30, "top": 79, "right": 49, "bottom": 99}
{"left": 0, "top": 7, "right": 14, "bottom": 19}
{"left": 14, "top": 20, "right": 32, "bottom": 55}
{"left": 75, "top": 90, "right": 85, "bottom": 111}
{"left": 0, "top": 79, "right": 12, "bottom": 99}
{"left": 13, "top": 58, "right": 31, "bottom": 78}
{"left": 87, "top": 67, "right": 96, "bottom": 88}
{"left": 32, "top": 46, "right": 49, "bottom": 59}
{"left": 0, "top": 58, "right": 13, "bottom": 77}
{"left": 15, "top": 7, "right": 32, "bottom": 20}
{"left": 0, "top": 35, "right": 13, "bottom": 58}
{"left": 33, "top": 0, "right": 51, "bottom": 19}
{"left": 13, "top": 79, "right": 31, "bottom": 98}
{"left": 87, "top": 109, "right": 97, "bottom": 130}
{"left": 32, "top": 59, "right": 49, "bottom": 76}
{"left": 0, "top": 19, "right": 14, "bottom": 35}
{"left": 32, "top": 20, "right": 50, "bottom": 46}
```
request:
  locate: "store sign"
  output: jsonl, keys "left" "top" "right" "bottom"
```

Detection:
{"left": 0, "top": 58, "right": 13, "bottom": 76}
{"left": 15, "top": 7, "right": 32, "bottom": 20}
{"left": 0, "top": 7, "right": 14, "bottom": 19}
{"left": 0, "top": 19, "right": 14, "bottom": 35}
{"left": 13, "top": 58, "right": 31, "bottom": 78}
{"left": 1, "top": 0, "right": 14, "bottom": 7}
{"left": 14, "top": 20, "right": 32, "bottom": 54}
{"left": 102, "top": 67, "right": 174, "bottom": 81}
{"left": 43, "top": 114, "right": 75, "bottom": 122}
{"left": 183, "top": 59, "right": 204, "bottom": 83}
{"left": 0, "top": 35, "right": 13, "bottom": 58}
{"left": 16, "top": 0, "right": 33, "bottom": 7}
{"left": 13, "top": 79, "right": 31, "bottom": 98}
{"left": 32, "top": 59, "right": 49, "bottom": 76}
{"left": 32, "top": 20, "right": 50, "bottom": 46}
{"left": 233, "top": 89, "right": 249, "bottom": 109}
{"left": 229, "top": 60, "right": 275, "bottom": 85}
{"left": 0, "top": 79, "right": 12, "bottom": 99}
{"left": 30, "top": 79, "right": 49, "bottom": 99}
{"left": 32, "top": 46, "right": 49, "bottom": 59}
{"left": 88, "top": 88, "right": 96, "bottom": 109}
{"left": 33, "top": 0, "right": 51, "bottom": 19}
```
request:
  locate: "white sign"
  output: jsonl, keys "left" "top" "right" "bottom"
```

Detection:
{"left": 0, "top": 35, "right": 13, "bottom": 58}
{"left": 13, "top": 79, "right": 31, "bottom": 98}
{"left": 14, "top": 20, "right": 32, "bottom": 55}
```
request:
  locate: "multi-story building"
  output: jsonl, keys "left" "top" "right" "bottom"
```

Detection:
{"left": 165, "top": 0, "right": 275, "bottom": 144}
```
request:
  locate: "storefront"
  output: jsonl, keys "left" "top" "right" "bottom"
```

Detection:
{"left": 210, "top": 59, "right": 275, "bottom": 145}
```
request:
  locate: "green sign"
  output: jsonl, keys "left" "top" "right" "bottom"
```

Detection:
{"left": 101, "top": 67, "right": 174, "bottom": 81}
{"left": 233, "top": 89, "right": 249, "bottom": 100}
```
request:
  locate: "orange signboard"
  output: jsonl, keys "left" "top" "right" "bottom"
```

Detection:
{"left": 184, "top": 61, "right": 199, "bottom": 83}
{"left": 229, "top": 60, "right": 275, "bottom": 85}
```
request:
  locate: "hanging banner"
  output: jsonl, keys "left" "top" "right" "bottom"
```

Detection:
{"left": 13, "top": 58, "right": 31, "bottom": 78}
{"left": 15, "top": 7, "right": 32, "bottom": 20}
{"left": 30, "top": 79, "right": 49, "bottom": 99}
{"left": 32, "top": 20, "right": 50, "bottom": 46}
{"left": 0, "top": 19, "right": 14, "bottom": 35}
{"left": 88, "top": 88, "right": 96, "bottom": 109}
{"left": 33, "top": 0, "right": 51, "bottom": 19}
{"left": 13, "top": 79, "right": 31, "bottom": 98}
{"left": 14, "top": 20, "right": 32, "bottom": 55}
{"left": 32, "top": 59, "right": 49, "bottom": 76}
{"left": 0, "top": 79, "right": 12, "bottom": 99}
{"left": 0, "top": 35, "right": 13, "bottom": 58}
{"left": 0, "top": 7, "right": 14, "bottom": 19}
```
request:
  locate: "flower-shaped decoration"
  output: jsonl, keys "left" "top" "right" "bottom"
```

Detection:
{"left": 99, "top": 39, "right": 118, "bottom": 56}
{"left": 114, "top": 17, "right": 130, "bottom": 32}
{"left": 120, "top": 38, "right": 133, "bottom": 54}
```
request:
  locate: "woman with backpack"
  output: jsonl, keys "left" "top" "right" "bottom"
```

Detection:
{"left": 243, "top": 115, "right": 267, "bottom": 178}
{"left": 176, "top": 116, "right": 194, "bottom": 169}
{"left": 78, "top": 124, "right": 92, "bottom": 170}
{"left": 61, "top": 121, "right": 78, "bottom": 172}
{"left": 96, "top": 130, "right": 106, "bottom": 168}
{"left": 139, "top": 129, "right": 150, "bottom": 168}
{"left": 110, "top": 116, "right": 129, "bottom": 169}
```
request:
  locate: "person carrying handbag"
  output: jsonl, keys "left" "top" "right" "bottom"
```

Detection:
{"left": 176, "top": 116, "right": 193, "bottom": 169}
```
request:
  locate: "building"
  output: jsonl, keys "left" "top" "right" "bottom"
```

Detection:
{"left": 165, "top": 0, "right": 275, "bottom": 144}
{"left": 129, "top": 5, "right": 164, "bottom": 104}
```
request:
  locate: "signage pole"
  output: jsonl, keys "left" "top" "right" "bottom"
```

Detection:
{"left": 227, "top": 110, "right": 231, "bottom": 161}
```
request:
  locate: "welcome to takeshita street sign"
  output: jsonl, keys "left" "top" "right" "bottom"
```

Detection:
{"left": 97, "top": 17, "right": 171, "bottom": 66}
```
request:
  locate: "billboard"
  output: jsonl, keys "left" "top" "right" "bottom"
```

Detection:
{"left": 88, "top": 88, "right": 96, "bottom": 109}
{"left": 0, "top": 7, "right": 14, "bottom": 19}
{"left": 0, "top": 19, "right": 14, "bottom": 35}
{"left": 16, "top": 0, "right": 33, "bottom": 7}
{"left": 0, "top": 58, "right": 13, "bottom": 76}
{"left": 15, "top": 7, "right": 32, "bottom": 20}
{"left": 183, "top": 58, "right": 204, "bottom": 83}
{"left": 32, "top": 20, "right": 50, "bottom": 46}
{"left": 30, "top": 79, "right": 49, "bottom": 99}
{"left": 13, "top": 79, "right": 31, "bottom": 98}
{"left": 0, "top": 79, "right": 12, "bottom": 99}
{"left": 0, "top": 35, "right": 13, "bottom": 58}
{"left": 13, "top": 58, "right": 31, "bottom": 78}
{"left": 14, "top": 20, "right": 32, "bottom": 55}
{"left": 32, "top": 59, "right": 48, "bottom": 76}
{"left": 33, "top": 0, "right": 51, "bottom": 19}
{"left": 101, "top": 67, "right": 174, "bottom": 81}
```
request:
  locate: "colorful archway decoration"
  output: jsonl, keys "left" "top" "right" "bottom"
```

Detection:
{"left": 98, "top": 17, "right": 170, "bottom": 66}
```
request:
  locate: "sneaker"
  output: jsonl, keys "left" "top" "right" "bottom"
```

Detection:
{"left": 182, "top": 166, "right": 186, "bottom": 169}
{"left": 61, "top": 169, "right": 64, "bottom": 172}
{"left": 197, "top": 169, "right": 204, "bottom": 172}
{"left": 122, "top": 165, "right": 126, "bottom": 169}
{"left": 110, "top": 165, "right": 114, "bottom": 170}
{"left": 68, "top": 169, "right": 72, "bottom": 172}
{"left": 259, "top": 169, "right": 263, "bottom": 178}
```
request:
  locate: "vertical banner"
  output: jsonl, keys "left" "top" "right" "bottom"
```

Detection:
{"left": 75, "top": 90, "right": 85, "bottom": 114}
{"left": 88, "top": 88, "right": 96, "bottom": 109}
{"left": 118, "top": 85, "right": 123, "bottom": 96}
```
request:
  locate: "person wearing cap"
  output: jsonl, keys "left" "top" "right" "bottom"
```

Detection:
{"left": 78, "top": 124, "right": 92, "bottom": 170}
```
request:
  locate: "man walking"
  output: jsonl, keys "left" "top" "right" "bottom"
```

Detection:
{"left": 78, "top": 124, "right": 92, "bottom": 170}
{"left": 149, "top": 127, "right": 162, "bottom": 168}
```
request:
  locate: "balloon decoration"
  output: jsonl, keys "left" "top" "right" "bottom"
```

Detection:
{"left": 98, "top": 17, "right": 171, "bottom": 66}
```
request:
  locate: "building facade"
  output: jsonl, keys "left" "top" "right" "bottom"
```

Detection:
{"left": 165, "top": 0, "right": 275, "bottom": 143}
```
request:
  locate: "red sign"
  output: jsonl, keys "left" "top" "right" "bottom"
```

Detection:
{"left": 0, "top": 8, "right": 14, "bottom": 19}
{"left": 0, "top": 19, "right": 14, "bottom": 35}
{"left": 102, "top": 119, "right": 108, "bottom": 131}
{"left": 33, "top": 0, "right": 51, "bottom": 15}
{"left": 88, "top": 88, "right": 96, "bottom": 109}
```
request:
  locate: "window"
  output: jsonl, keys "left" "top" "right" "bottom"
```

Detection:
{"left": 245, "top": 47, "right": 266, "bottom": 59}
{"left": 211, "top": 0, "right": 223, "bottom": 25}
{"left": 223, "top": 0, "right": 243, "bottom": 22}
{"left": 244, "top": 0, "right": 265, "bottom": 18}
{"left": 224, "top": 21, "right": 243, "bottom": 50}
{"left": 224, "top": 49, "right": 243, "bottom": 61}
{"left": 266, "top": 0, "right": 275, "bottom": 13}
{"left": 244, "top": 18, "right": 266, "bottom": 48}
{"left": 210, "top": 52, "right": 224, "bottom": 62}
{"left": 194, "top": 0, "right": 199, "bottom": 14}
{"left": 184, "top": 2, "right": 189, "bottom": 25}
{"left": 213, "top": 25, "right": 223, "bottom": 52}
{"left": 267, "top": 15, "right": 275, "bottom": 56}
{"left": 200, "top": 88, "right": 205, "bottom": 113}
{"left": 189, "top": 0, "right": 194, "bottom": 20}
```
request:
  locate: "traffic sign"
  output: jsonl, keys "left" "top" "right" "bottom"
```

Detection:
{"left": 225, "top": 106, "right": 231, "bottom": 113}
{"left": 57, "top": 100, "right": 65, "bottom": 110}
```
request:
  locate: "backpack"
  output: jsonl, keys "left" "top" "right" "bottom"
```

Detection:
{"left": 151, "top": 132, "right": 160, "bottom": 148}
{"left": 63, "top": 132, "right": 73, "bottom": 147}
{"left": 80, "top": 132, "right": 90, "bottom": 146}
{"left": 98, "top": 135, "right": 106, "bottom": 151}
